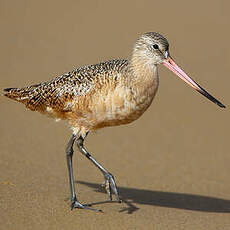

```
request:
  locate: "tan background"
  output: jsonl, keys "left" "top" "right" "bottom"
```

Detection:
{"left": 0, "top": 0, "right": 230, "bottom": 229}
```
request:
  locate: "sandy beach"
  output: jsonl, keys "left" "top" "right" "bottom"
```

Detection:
{"left": 1, "top": 1, "right": 230, "bottom": 229}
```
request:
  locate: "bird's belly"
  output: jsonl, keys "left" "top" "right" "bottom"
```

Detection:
{"left": 88, "top": 85, "right": 156, "bottom": 129}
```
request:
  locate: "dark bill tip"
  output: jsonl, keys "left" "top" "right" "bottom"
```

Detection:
{"left": 196, "top": 85, "right": 226, "bottom": 108}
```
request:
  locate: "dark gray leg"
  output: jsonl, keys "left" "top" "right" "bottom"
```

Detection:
{"left": 66, "top": 134, "right": 101, "bottom": 211}
{"left": 76, "top": 134, "right": 121, "bottom": 202}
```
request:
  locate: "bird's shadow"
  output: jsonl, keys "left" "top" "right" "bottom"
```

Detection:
{"left": 77, "top": 180, "right": 230, "bottom": 214}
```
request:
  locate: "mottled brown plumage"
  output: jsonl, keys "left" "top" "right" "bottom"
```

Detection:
{"left": 3, "top": 32, "right": 225, "bottom": 211}
{"left": 4, "top": 59, "right": 129, "bottom": 125}
{"left": 4, "top": 32, "right": 167, "bottom": 137}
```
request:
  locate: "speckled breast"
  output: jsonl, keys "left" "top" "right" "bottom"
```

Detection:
{"left": 89, "top": 82, "right": 158, "bottom": 130}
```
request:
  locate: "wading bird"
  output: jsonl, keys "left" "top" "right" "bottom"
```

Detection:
{"left": 4, "top": 32, "right": 225, "bottom": 211}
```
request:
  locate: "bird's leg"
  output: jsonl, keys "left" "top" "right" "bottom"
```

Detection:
{"left": 66, "top": 134, "right": 101, "bottom": 211}
{"left": 76, "top": 135, "right": 121, "bottom": 202}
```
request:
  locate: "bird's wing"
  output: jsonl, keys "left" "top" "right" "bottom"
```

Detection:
{"left": 27, "top": 69, "right": 96, "bottom": 112}
{"left": 4, "top": 59, "right": 129, "bottom": 113}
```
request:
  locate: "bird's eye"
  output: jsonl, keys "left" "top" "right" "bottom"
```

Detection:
{"left": 152, "top": 44, "right": 159, "bottom": 50}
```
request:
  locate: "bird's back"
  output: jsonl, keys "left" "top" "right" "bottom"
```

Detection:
{"left": 4, "top": 59, "right": 129, "bottom": 118}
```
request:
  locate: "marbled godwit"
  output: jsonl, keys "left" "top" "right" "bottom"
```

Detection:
{"left": 4, "top": 32, "right": 225, "bottom": 211}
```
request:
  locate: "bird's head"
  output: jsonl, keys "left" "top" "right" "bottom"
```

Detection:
{"left": 134, "top": 32, "right": 169, "bottom": 65}
{"left": 132, "top": 32, "right": 225, "bottom": 108}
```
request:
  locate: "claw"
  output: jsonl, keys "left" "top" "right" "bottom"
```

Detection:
{"left": 70, "top": 197, "right": 102, "bottom": 212}
{"left": 102, "top": 172, "right": 121, "bottom": 202}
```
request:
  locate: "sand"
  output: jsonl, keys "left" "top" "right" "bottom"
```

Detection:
{"left": 1, "top": 1, "right": 230, "bottom": 229}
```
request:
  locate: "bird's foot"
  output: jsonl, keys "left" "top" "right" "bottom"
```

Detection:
{"left": 70, "top": 197, "right": 102, "bottom": 212}
{"left": 102, "top": 172, "right": 122, "bottom": 202}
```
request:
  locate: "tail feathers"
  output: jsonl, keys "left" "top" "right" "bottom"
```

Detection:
{"left": 4, "top": 83, "right": 65, "bottom": 113}
{"left": 3, "top": 87, "right": 15, "bottom": 92}
{"left": 3, "top": 87, "right": 31, "bottom": 101}
{"left": 3, "top": 86, "right": 44, "bottom": 111}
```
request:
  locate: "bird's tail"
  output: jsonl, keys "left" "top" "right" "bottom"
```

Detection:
{"left": 3, "top": 84, "right": 43, "bottom": 111}
{"left": 3, "top": 87, "right": 28, "bottom": 101}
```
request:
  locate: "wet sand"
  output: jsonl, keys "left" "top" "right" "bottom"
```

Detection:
{"left": 1, "top": 1, "right": 230, "bottom": 229}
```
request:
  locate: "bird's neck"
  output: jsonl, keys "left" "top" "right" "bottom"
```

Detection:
{"left": 127, "top": 52, "right": 159, "bottom": 96}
